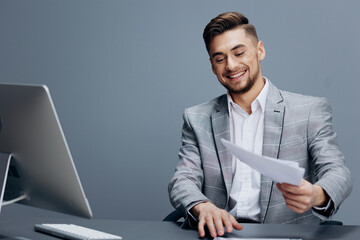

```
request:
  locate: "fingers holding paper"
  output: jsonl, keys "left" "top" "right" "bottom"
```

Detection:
{"left": 276, "top": 179, "right": 328, "bottom": 213}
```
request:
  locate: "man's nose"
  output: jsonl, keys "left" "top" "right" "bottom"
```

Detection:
{"left": 225, "top": 56, "right": 237, "bottom": 71}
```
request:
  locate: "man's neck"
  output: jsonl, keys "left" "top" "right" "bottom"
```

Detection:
{"left": 230, "top": 77, "right": 265, "bottom": 114}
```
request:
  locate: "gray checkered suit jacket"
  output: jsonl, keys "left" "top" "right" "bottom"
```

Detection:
{"left": 168, "top": 81, "right": 352, "bottom": 225}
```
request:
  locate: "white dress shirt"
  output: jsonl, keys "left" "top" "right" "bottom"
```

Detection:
{"left": 227, "top": 78, "right": 269, "bottom": 222}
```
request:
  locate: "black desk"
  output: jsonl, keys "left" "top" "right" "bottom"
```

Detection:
{"left": 0, "top": 213, "right": 360, "bottom": 239}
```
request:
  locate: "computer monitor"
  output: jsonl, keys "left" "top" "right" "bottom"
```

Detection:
{"left": 0, "top": 83, "right": 92, "bottom": 218}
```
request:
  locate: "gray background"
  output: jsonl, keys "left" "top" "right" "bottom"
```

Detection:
{"left": 0, "top": 0, "right": 359, "bottom": 224}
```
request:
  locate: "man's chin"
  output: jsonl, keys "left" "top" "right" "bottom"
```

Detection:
{"left": 227, "top": 85, "right": 252, "bottom": 94}
{"left": 226, "top": 79, "right": 256, "bottom": 94}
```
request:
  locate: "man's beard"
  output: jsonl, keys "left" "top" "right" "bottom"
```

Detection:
{"left": 221, "top": 67, "right": 260, "bottom": 94}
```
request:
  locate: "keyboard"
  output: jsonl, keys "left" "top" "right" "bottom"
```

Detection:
{"left": 34, "top": 223, "right": 123, "bottom": 240}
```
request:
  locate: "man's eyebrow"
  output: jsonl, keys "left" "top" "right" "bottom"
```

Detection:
{"left": 211, "top": 44, "right": 246, "bottom": 59}
{"left": 231, "top": 44, "right": 246, "bottom": 51}
{"left": 211, "top": 52, "right": 224, "bottom": 59}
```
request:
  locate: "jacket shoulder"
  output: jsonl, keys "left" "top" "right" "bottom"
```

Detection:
{"left": 279, "top": 90, "right": 330, "bottom": 108}
{"left": 185, "top": 94, "right": 227, "bottom": 116}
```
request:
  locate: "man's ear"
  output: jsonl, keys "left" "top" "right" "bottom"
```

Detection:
{"left": 257, "top": 41, "right": 266, "bottom": 61}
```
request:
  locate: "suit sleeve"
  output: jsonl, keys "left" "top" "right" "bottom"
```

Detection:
{"left": 168, "top": 109, "right": 210, "bottom": 224}
{"left": 307, "top": 98, "right": 352, "bottom": 219}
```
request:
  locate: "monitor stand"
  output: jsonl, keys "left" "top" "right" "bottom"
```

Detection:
{"left": 0, "top": 153, "right": 12, "bottom": 213}
{"left": 0, "top": 153, "right": 27, "bottom": 213}
{"left": 0, "top": 154, "right": 32, "bottom": 240}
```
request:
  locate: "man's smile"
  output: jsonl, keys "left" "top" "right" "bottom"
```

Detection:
{"left": 226, "top": 70, "right": 247, "bottom": 80}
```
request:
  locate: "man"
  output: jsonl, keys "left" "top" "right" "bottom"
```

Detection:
{"left": 168, "top": 12, "right": 352, "bottom": 238}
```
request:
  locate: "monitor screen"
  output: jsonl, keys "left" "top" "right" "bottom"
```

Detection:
{"left": 0, "top": 83, "right": 92, "bottom": 218}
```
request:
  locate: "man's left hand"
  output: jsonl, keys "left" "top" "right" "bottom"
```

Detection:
{"left": 276, "top": 179, "right": 328, "bottom": 214}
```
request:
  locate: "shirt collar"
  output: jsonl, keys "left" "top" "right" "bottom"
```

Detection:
{"left": 227, "top": 77, "right": 269, "bottom": 115}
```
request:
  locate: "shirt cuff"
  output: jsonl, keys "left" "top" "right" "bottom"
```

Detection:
{"left": 313, "top": 198, "right": 334, "bottom": 218}
{"left": 186, "top": 200, "right": 207, "bottom": 223}
{"left": 313, "top": 198, "right": 332, "bottom": 211}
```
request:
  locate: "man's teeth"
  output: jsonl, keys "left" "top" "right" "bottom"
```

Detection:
{"left": 229, "top": 71, "right": 246, "bottom": 78}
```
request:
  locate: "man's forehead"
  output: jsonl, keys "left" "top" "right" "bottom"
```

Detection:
{"left": 209, "top": 27, "right": 256, "bottom": 55}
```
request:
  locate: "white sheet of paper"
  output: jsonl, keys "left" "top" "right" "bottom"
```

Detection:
{"left": 221, "top": 139, "right": 305, "bottom": 186}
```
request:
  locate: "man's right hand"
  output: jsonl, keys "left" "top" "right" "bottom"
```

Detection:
{"left": 190, "top": 201, "right": 243, "bottom": 238}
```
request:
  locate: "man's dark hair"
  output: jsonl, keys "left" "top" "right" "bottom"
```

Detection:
{"left": 203, "top": 12, "right": 258, "bottom": 54}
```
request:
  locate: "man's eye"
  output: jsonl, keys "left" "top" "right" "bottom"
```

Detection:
{"left": 215, "top": 58, "right": 225, "bottom": 63}
{"left": 235, "top": 52, "right": 244, "bottom": 57}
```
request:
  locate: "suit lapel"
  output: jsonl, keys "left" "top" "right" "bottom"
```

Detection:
{"left": 260, "top": 82, "right": 285, "bottom": 222}
{"left": 211, "top": 95, "right": 233, "bottom": 201}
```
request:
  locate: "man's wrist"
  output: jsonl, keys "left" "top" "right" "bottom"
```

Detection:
{"left": 313, "top": 185, "right": 328, "bottom": 207}
{"left": 190, "top": 201, "right": 212, "bottom": 218}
